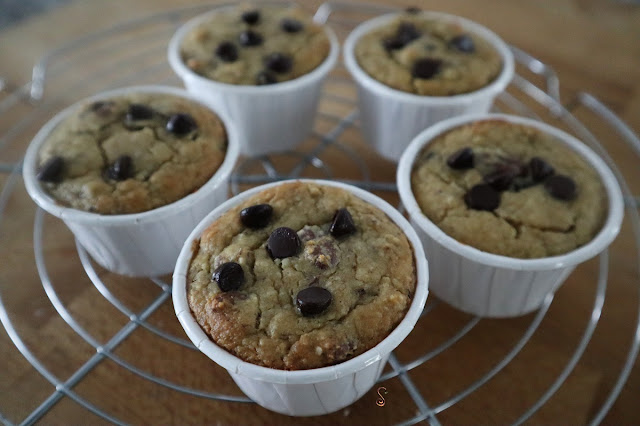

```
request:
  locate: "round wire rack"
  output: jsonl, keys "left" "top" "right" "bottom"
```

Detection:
{"left": 0, "top": 2, "right": 639, "bottom": 425}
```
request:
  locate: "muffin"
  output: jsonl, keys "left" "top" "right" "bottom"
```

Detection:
{"left": 24, "top": 86, "right": 240, "bottom": 277}
{"left": 354, "top": 10, "right": 503, "bottom": 96}
{"left": 168, "top": 5, "right": 339, "bottom": 155}
{"left": 343, "top": 10, "right": 514, "bottom": 162}
{"left": 179, "top": 5, "right": 330, "bottom": 85}
{"left": 398, "top": 114, "right": 623, "bottom": 317}
{"left": 187, "top": 181, "right": 416, "bottom": 370}
{"left": 410, "top": 119, "right": 608, "bottom": 258}
{"left": 173, "top": 179, "right": 428, "bottom": 415}
{"left": 35, "top": 92, "right": 227, "bottom": 215}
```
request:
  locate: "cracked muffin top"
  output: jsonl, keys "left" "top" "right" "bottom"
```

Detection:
{"left": 35, "top": 92, "right": 227, "bottom": 215}
{"left": 187, "top": 181, "right": 416, "bottom": 370}
{"left": 411, "top": 120, "right": 608, "bottom": 258}
{"left": 179, "top": 5, "right": 330, "bottom": 85}
{"left": 354, "top": 10, "right": 502, "bottom": 96}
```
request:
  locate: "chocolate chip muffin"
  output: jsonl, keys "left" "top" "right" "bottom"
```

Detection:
{"left": 179, "top": 5, "right": 330, "bottom": 85}
{"left": 411, "top": 120, "right": 608, "bottom": 258}
{"left": 35, "top": 92, "right": 227, "bottom": 215}
{"left": 354, "top": 9, "right": 503, "bottom": 96}
{"left": 187, "top": 182, "right": 416, "bottom": 370}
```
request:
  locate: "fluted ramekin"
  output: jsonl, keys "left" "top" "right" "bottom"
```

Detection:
{"left": 343, "top": 11, "right": 514, "bottom": 162}
{"left": 168, "top": 7, "right": 339, "bottom": 156}
{"left": 397, "top": 114, "right": 624, "bottom": 317}
{"left": 23, "top": 85, "right": 240, "bottom": 277}
{"left": 173, "top": 179, "right": 428, "bottom": 416}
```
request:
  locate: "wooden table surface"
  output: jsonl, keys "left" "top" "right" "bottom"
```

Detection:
{"left": 0, "top": 1, "right": 639, "bottom": 425}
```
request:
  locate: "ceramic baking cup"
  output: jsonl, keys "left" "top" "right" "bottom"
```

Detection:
{"left": 343, "top": 11, "right": 515, "bottom": 162}
{"left": 397, "top": 113, "right": 624, "bottom": 317}
{"left": 168, "top": 8, "right": 339, "bottom": 156}
{"left": 23, "top": 85, "right": 240, "bottom": 277}
{"left": 173, "top": 179, "right": 429, "bottom": 416}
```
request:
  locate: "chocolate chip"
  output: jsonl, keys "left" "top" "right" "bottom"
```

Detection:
{"left": 544, "top": 175, "right": 577, "bottom": 201}
{"left": 405, "top": 6, "right": 421, "bottom": 14}
{"left": 446, "top": 147, "right": 474, "bottom": 169}
{"left": 383, "top": 37, "right": 406, "bottom": 50}
{"left": 212, "top": 262, "right": 245, "bottom": 292}
{"left": 483, "top": 163, "right": 521, "bottom": 191}
{"left": 397, "top": 22, "right": 421, "bottom": 44}
{"left": 256, "top": 70, "right": 277, "bottom": 85}
{"left": 264, "top": 53, "right": 293, "bottom": 74}
{"left": 126, "top": 104, "right": 154, "bottom": 121}
{"left": 383, "top": 22, "right": 421, "bottom": 50}
{"left": 215, "top": 41, "right": 238, "bottom": 62}
{"left": 106, "top": 155, "right": 133, "bottom": 181}
{"left": 529, "top": 157, "right": 555, "bottom": 182}
{"left": 241, "top": 10, "right": 260, "bottom": 25}
{"left": 239, "top": 30, "right": 263, "bottom": 47}
{"left": 464, "top": 184, "right": 501, "bottom": 211}
{"left": 90, "top": 101, "right": 115, "bottom": 117}
{"left": 240, "top": 204, "right": 273, "bottom": 229}
{"left": 449, "top": 34, "right": 475, "bottom": 53}
{"left": 267, "top": 227, "right": 302, "bottom": 259}
{"left": 412, "top": 58, "right": 442, "bottom": 79}
{"left": 329, "top": 208, "right": 356, "bottom": 238}
{"left": 296, "top": 287, "right": 332, "bottom": 316}
{"left": 166, "top": 113, "right": 197, "bottom": 136}
{"left": 37, "top": 156, "right": 64, "bottom": 183}
{"left": 281, "top": 18, "right": 303, "bottom": 33}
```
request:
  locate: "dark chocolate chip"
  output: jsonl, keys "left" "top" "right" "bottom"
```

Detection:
{"left": 529, "top": 157, "right": 555, "bottom": 182}
{"left": 329, "top": 208, "right": 356, "bottom": 238}
{"left": 90, "top": 101, "right": 115, "bottom": 117}
{"left": 383, "top": 36, "right": 406, "bottom": 50}
{"left": 106, "top": 155, "right": 133, "bottom": 181}
{"left": 464, "top": 184, "right": 501, "bottom": 211}
{"left": 384, "top": 22, "right": 421, "bottom": 50}
{"left": 544, "top": 175, "right": 577, "bottom": 201}
{"left": 240, "top": 204, "right": 273, "bottom": 229}
{"left": 405, "top": 6, "right": 421, "bottom": 14}
{"left": 264, "top": 53, "right": 293, "bottom": 74}
{"left": 126, "top": 104, "right": 154, "bottom": 121}
{"left": 296, "top": 286, "right": 332, "bottom": 316}
{"left": 483, "top": 163, "right": 521, "bottom": 191}
{"left": 239, "top": 30, "right": 263, "bottom": 47}
{"left": 212, "top": 262, "right": 245, "bottom": 292}
{"left": 449, "top": 34, "right": 475, "bottom": 53}
{"left": 397, "top": 22, "right": 421, "bottom": 44}
{"left": 446, "top": 147, "right": 474, "bottom": 169}
{"left": 281, "top": 18, "right": 303, "bottom": 33}
{"left": 412, "top": 58, "right": 442, "bottom": 79}
{"left": 383, "top": 22, "right": 421, "bottom": 50}
{"left": 256, "top": 70, "right": 277, "bottom": 85}
{"left": 267, "top": 227, "right": 302, "bottom": 259}
{"left": 37, "top": 156, "right": 64, "bottom": 183}
{"left": 166, "top": 113, "right": 197, "bottom": 136}
{"left": 241, "top": 10, "right": 260, "bottom": 25}
{"left": 215, "top": 41, "right": 238, "bottom": 62}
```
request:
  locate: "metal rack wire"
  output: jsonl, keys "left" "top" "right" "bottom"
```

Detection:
{"left": 0, "top": 2, "right": 638, "bottom": 425}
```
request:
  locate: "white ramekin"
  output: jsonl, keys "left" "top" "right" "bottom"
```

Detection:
{"left": 173, "top": 179, "right": 429, "bottom": 416}
{"left": 343, "top": 11, "right": 515, "bottom": 162}
{"left": 23, "top": 85, "right": 240, "bottom": 277}
{"left": 168, "top": 7, "right": 339, "bottom": 156}
{"left": 397, "top": 113, "right": 624, "bottom": 317}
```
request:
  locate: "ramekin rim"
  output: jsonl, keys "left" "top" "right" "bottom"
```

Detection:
{"left": 396, "top": 113, "right": 625, "bottom": 271}
{"left": 22, "top": 84, "right": 241, "bottom": 225}
{"left": 342, "top": 11, "right": 515, "bottom": 105}
{"left": 167, "top": 5, "right": 340, "bottom": 94}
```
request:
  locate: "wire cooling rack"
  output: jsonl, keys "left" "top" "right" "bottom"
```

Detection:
{"left": 0, "top": 2, "right": 639, "bottom": 425}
